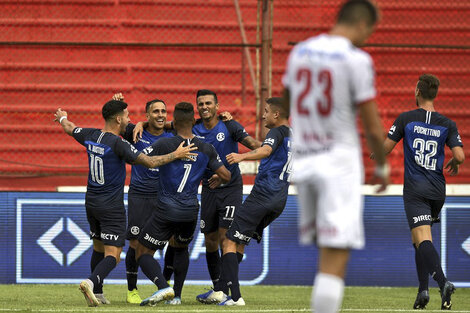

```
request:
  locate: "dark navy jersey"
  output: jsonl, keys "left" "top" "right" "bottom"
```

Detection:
{"left": 253, "top": 125, "right": 292, "bottom": 195}
{"left": 123, "top": 124, "right": 174, "bottom": 196}
{"left": 146, "top": 136, "right": 224, "bottom": 222}
{"left": 193, "top": 119, "right": 249, "bottom": 188}
{"left": 388, "top": 108, "right": 463, "bottom": 199}
{"left": 72, "top": 127, "right": 141, "bottom": 209}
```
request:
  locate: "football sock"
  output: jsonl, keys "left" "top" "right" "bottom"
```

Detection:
{"left": 413, "top": 244, "right": 429, "bottom": 292}
{"left": 163, "top": 245, "right": 175, "bottom": 281}
{"left": 418, "top": 240, "right": 446, "bottom": 289}
{"left": 90, "top": 250, "right": 104, "bottom": 293}
{"left": 88, "top": 256, "right": 116, "bottom": 290}
{"left": 173, "top": 247, "right": 190, "bottom": 298}
{"left": 125, "top": 247, "right": 138, "bottom": 291}
{"left": 206, "top": 250, "right": 221, "bottom": 287}
{"left": 313, "top": 272, "right": 344, "bottom": 313}
{"left": 237, "top": 252, "right": 244, "bottom": 264}
{"left": 221, "top": 252, "right": 241, "bottom": 301}
{"left": 138, "top": 254, "right": 169, "bottom": 290}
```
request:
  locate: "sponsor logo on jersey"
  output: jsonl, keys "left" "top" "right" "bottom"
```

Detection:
{"left": 130, "top": 226, "right": 140, "bottom": 235}
{"left": 89, "top": 231, "right": 97, "bottom": 238}
{"left": 413, "top": 214, "right": 432, "bottom": 224}
{"left": 234, "top": 230, "right": 251, "bottom": 243}
{"left": 264, "top": 138, "right": 275, "bottom": 146}
{"left": 73, "top": 128, "right": 82, "bottom": 133}
{"left": 457, "top": 134, "right": 462, "bottom": 143}
{"left": 183, "top": 154, "right": 198, "bottom": 162}
{"left": 216, "top": 132, "right": 225, "bottom": 142}
{"left": 143, "top": 233, "right": 167, "bottom": 246}
{"left": 100, "top": 232, "right": 119, "bottom": 241}
{"left": 388, "top": 125, "right": 396, "bottom": 135}
{"left": 413, "top": 125, "right": 440, "bottom": 137}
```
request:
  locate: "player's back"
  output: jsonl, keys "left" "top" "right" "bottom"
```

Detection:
{"left": 388, "top": 108, "right": 462, "bottom": 199}
{"left": 147, "top": 136, "right": 223, "bottom": 221}
{"left": 285, "top": 34, "right": 376, "bottom": 154}
{"left": 72, "top": 127, "right": 141, "bottom": 209}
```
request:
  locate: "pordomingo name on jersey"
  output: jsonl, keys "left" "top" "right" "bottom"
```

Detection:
{"left": 283, "top": 34, "right": 376, "bottom": 154}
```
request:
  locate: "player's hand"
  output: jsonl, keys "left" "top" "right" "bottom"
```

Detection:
{"left": 174, "top": 141, "right": 198, "bottom": 160}
{"left": 54, "top": 108, "right": 67, "bottom": 123}
{"left": 445, "top": 158, "right": 460, "bottom": 176}
{"left": 133, "top": 121, "right": 144, "bottom": 143}
{"left": 112, "top": 93, "right": 124, "bottom": 101}
{"left": 219, "top": 111, "right": 233, "bottom": 121}
{"left": 226, "top": 152, "right": 243, "bottom": 165}
{"left": 208, "top": 174, "right": 223, "bottom": 189}
{"left": 371, "top": 163, "right": 390, "bottom": 193}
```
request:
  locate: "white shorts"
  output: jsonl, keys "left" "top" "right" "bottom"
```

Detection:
{"left": 294, "top": 145, "right": 365, "bottom": 249}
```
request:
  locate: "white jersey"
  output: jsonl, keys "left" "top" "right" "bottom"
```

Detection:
{"left": 283, "top": 34, "right": 376, "bottom": 155}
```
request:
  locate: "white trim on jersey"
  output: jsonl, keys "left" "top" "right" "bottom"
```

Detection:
{"left": 97, "top": 132, "right": 105, "bottom": 144}
{"left": 425, "top": 111, "right": 432, "bottom": 124}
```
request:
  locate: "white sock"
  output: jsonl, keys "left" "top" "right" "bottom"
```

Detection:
{"left": 312, "top": 273, "right": 344, "bottom": 313}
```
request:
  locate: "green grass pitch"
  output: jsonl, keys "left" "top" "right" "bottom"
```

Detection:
{"left": 0, "top": 284, "right": 469, "bottom": 312}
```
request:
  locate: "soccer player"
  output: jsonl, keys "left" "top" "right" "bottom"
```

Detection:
{"left": 198, "top": 97, "right": 291, "bottom": 306}
{"left": 135, "top": 102, "right": 231, "bottom": 306}
{"left": 382, "top": 74, "right": 464, "bottom": 310}
{"left": 53, "top": 100, "right": 197, "bottom": 307}
{"left": 282, "top": 1, "right": 388, "bottom": 313}
{"left": 110, "top": 93, "right": 175, "bottom": 304}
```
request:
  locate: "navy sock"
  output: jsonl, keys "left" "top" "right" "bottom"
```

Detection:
{"left": 206, "top": 250, "right": 221, "bottom": 287}
{"left": 90, "top": 250, "right": 104, "bottom": 293}
{"left": 88, "top": 256, "right": 116, "bottom": 289}
{"left": 163, "top": 245, "right": 175, "bottom": 281}
{"left": 138, "top": 254, "right": 169, "bottom": 290}
{"left": 221, "top": 253, "right": 241, "bottom": 301}
{"left": 413, "top": 244, "right": 429, "bottom": 292}
{"left": 126, "top": 247, "right": 138, "bottom": 291}
{"left": 237, "top": 252, "right": 244, "bottom": 264}
{"left": 418, "top": 240, "right": 446, "bottom": 289}
{"left": 173, "top": 247, "right": 190, "bottom": 298}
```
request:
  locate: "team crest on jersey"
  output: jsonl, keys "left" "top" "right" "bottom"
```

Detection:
{"left": 130, "top": 226, "right": 140, "bottom": 235}
{"left": 216, "top": 132, "right": 225, "bottom": 142}
{"left": 73, "top": 127, "right": 82, "bottom": 133}
{"left": 388, "top": 125, "right": 396, "bottom": 135}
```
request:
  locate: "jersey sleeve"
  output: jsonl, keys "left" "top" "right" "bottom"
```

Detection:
{"left": 262, "top": 127, "right": 283, "bottom": 150}
{"left": 207, "top": 144, "right": 224, "bottom": 172}
{"left": 225, "top": 120, "right": 249, "bottom": 142}
{"left": 446, "top": 121, "right": 464, "bottom": 148}
{"left": 122, "top": 123, "right": 136, "bottom": 142}
{"left": 387, "top": 113, "right": 406, "bottom": 142}
{"left": 71, "top": 127, "right": 91, "bottom": 146}
{"left": 349, "top": 52, "right": 377, "bottom": 105}
{"left": 114, "top": 137, "right": 142, "bottom": 163}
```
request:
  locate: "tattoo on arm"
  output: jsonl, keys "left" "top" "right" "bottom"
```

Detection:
{"left": 242, "top": 136, "right": 261, "bottom": 150}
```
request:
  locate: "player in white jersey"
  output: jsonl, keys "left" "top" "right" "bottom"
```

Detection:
{"left": 282, "top": 1, "right": 388, "bottom": 313}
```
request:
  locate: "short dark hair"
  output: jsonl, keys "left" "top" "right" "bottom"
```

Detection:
{"left": 173, "top": 102, "right": 195, "bottom": 124}
{"left": 417, "top": 74, "right": 440, "bottom": 100}
{"left": 102, "top": 100, "right": 128, "bottom": 121}
{"left": 266, "top": 97, "right": 289, "bottom": 119}
{"left": 196, "top": 89, "right": 218, "bottom": 104}
{"left": 145, "top": 99, "right": 166, "bottom": 112}
{"left": 337, "top": 0, "right": 378, "bottom": 27}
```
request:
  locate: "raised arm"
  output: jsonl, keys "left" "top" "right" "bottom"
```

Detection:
{"left": 226, "top": 145, "right": 272, "bottom": 165}
{"left": 359, "top": 100, "right": 389, "bottom": 192}
{"left": 134, "top": 142, "right": 198, "bottom": 168}
{"left": 54, "top": 108, "right": 77, "bottom": 136}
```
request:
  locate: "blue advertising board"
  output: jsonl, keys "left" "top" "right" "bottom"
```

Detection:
{"left": 0, "top": 191, "right": 469, "bottom": 287}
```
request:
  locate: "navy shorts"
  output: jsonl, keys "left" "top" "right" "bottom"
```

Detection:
{"left": 226, "top": 189, "right": 286, "bottom": 245}
{"left": 138, "top": 212, "right": 197, "bottom": 251}
{"left": 200, "top": 183, "right": 243, "bottom": 233}
{"left": 127, "top": 193, "right": 158, "bottom": 240}
{"left": 403, "top": 191, "right": 444, "bottom": 229}
{"left": 86, "top": 205, "right": 126, "bottom": 247}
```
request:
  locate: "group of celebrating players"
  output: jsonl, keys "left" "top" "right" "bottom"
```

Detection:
{"left": 53, "top": 0, "right": 465, "bottom": 312}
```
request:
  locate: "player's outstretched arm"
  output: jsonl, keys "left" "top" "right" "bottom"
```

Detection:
{"left": 359, "top": 100, "right": 389, "bottom": 192}
{"left": 134, "top": 142, "right": 198, "bottom": 168}
{"left": 226, "top": 145, "right": 272, "bottom": 165}
{"left": 54, "top": 108, "right": 77, "bottom": 136}
{"left": 371, "top": 138, "right": 398, "bottom": 159}
{"left": 445, "top": 146, "right": 465, "bottom": 176}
